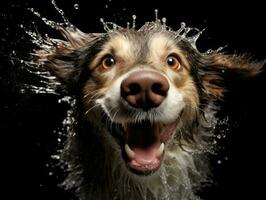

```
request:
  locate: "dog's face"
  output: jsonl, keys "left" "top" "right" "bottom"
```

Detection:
{"left": 36, "top": 21, "right": 262, "bottom": 178}
{"left": 81, "top": 31, "right": 200, "bottom": 174}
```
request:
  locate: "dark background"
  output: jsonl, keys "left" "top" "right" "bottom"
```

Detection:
{"left": 0, "top": 0, "right": 265, "bottom": 199}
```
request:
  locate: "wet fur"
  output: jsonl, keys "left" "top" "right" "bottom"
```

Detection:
{"left": 35, "top": 23, "right": 263, "bottom": 200}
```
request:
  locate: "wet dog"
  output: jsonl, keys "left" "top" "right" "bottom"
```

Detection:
{"left": 35, "top": 18, "right": 263, "bottom": 200}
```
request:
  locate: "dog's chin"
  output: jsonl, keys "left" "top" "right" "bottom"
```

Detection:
{"left": 108, "top": 119, "right": 178, "bottom": 175}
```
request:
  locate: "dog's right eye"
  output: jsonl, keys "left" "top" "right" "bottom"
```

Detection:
{"left": 101, "top": 55, "right": 115, "bottom": 70}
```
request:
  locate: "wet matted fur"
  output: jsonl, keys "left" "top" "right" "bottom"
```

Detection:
{"left": 34, "top": 18, "right": 264, "bottom": 200}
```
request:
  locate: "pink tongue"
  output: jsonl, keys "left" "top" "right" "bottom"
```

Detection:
{"left": 132, "top": 147, "right": 157, "bottom": 164}
{"left": 130, "top": 147, "right": 160, "bottom": 171}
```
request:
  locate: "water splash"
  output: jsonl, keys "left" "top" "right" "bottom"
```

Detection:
{"left": 205, "top": 45, "right": 227, "bottom": 55}
{"left": 16, "top": 1, "right": 77, "bottom": 95}
{"left": 9, "top": 48, "right": 60, "bottom": 95}
{"left": 28, "top": 0, "right": 75, "bottom": 31}
{"left": 27, "top": 7, "right": 63, "bottom": 30}
{"left": 51, "top": 0, "right": 71, "bottom": 26}
{"left": 98, "top": 8, "right": 205, "bottom": 49}
{"left": 48, "top": 96, "right": 75, "bottom": 179}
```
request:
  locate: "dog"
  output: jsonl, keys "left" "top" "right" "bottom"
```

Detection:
{"left": 34, "top": 15, "right": 263, "bottom": 200}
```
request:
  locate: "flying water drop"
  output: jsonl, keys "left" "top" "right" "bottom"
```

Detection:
{"left": 154, "top": 9, "right": 158, "bottom": 21}
{"left": 74, "top": 3, "right": 79, "bottom": 10}
{"left": 132, "top": 15, "right": 136, "bottom": 29}
{"left": 162, "top": 17, "right": 167, "bottom": 26}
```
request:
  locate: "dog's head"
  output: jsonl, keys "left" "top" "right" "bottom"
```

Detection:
{"left": 87, "top": 30, "right": 200, "bottom": 174}
{"left": 36, "top": 21, "right": 262, "bottom": 175}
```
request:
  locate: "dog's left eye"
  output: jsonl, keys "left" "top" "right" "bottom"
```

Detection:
{"left": 101, "top": 55, "right": 116, "bottom": 70}
{"left": 166, "top": 55, "right": 181, "bottom": 71}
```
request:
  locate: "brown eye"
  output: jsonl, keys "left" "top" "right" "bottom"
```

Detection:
{"left": 101, "top": 55, "right": 115, "bottom": 70}
{"left": 166, "top": 55, "right": 181, "bottom": 71}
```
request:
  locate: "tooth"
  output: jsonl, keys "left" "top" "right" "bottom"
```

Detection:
{"left": 125, "top": 144, "right": 135, "bottom": 159}
{"left": 156, "top": 143, "right": 165, "bottom": 157}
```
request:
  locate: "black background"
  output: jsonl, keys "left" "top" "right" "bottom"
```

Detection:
{"left": 0, "top": 0, "right": 265, "bottom": 199}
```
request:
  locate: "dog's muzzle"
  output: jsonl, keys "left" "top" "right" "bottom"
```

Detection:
{"left": 111, "top": 70, "right": 177, "bottom": 174}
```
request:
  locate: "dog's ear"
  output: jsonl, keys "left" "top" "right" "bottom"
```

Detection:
{"left": 199, "top": 53, "right": 265, "bottom": 100}
{"left": 35, "top": 27, "right": 102, "bottom": 87}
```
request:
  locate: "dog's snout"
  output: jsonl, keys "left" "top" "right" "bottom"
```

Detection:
{"left": 121, "top": 71, "right": 169, "bottom": 111}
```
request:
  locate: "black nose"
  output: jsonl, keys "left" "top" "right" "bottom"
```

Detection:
{"left": 121, "top": 70, "right": 169, "bottom": 111}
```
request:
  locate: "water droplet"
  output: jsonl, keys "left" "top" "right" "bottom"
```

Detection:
{"left": 180, "top": 22, "right": 186, "bottom": 28}
{"left": 48, "top": 172, "right": 53, "bottom": 176}
{"left": 154, "top": 9, "right": 158, "bottom": 21}
{"left": 57, "top": 149, "right": 63, "bottom": 154}
{"left": 100, "top": 18, "right": 110, "bottom": 32}
{"left": 217, "top": 160, "right": 222, "bottom": 164}
{"left": 207, "top": 49, "right": 213, "bottom": 54}
{"left": 51, "top": 154, "right": 60, "bottom": 160}
{"left": 132, "top": 15, "right": 136, "bottom": 29}
{"left": 74, "top": 3, "right": 79, "bottom": 10}
{"left": 162, "top": 17, "right": 167, "bottom": 27}
{"left": 20, "top": 89, "right": 26, "bottom": 94}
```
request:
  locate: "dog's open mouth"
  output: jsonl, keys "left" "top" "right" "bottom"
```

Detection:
{"left": 112, "top": 120, "right": 177, "bottom": 175}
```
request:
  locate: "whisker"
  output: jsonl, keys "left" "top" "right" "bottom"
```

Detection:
{"left": 111, "top": 109, "right": 120, "bottom": 122}
{"left": 84, "top": 92, "right": 102, "bottom": 104}
{"left": 84, "top": 104, "right": 100, "bottom": 117}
